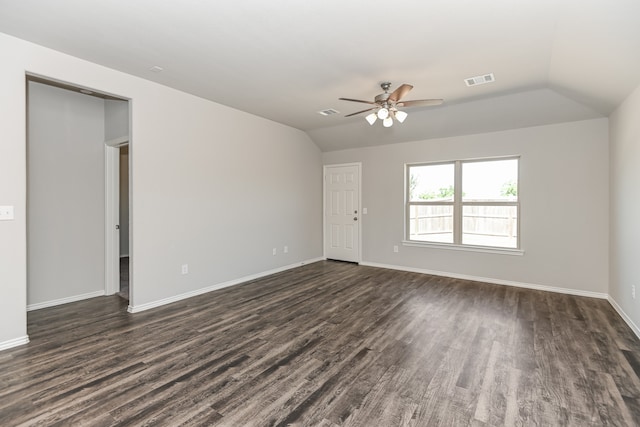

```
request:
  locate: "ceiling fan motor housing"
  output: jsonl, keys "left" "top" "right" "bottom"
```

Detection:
{"left": 375, "top": 93, "right": 391, "bottom": 104}
{"left": 376, "top": 82, "right": 392, "bottom": 104}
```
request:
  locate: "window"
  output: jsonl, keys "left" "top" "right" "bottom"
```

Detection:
{"left": 406, "top": 157, "right": 519, "bottom": 249}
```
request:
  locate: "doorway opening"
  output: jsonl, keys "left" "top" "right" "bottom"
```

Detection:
{"left": 26, "top": 74, "right": 131, "bottom": 312}
{"left": 104, "top": 103, "right": 131, "bottom": 305}
{"left": 118, "top": 145, "right": 130, "bottom": 300}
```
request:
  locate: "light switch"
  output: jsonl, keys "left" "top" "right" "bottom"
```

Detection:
{"left": 0, "top": 205, "right": 14, "bottom": 221}
{"left": 363, "top": 208, "right": 368, "bottom": 214}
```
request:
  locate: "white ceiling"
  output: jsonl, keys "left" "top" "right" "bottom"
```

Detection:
{"left": 1, "top": 0, "right": 639, "bottom": 151}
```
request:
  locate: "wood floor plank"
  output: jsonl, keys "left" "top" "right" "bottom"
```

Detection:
{"left": 1, "top": 261, "right": 640, "bottom": 426}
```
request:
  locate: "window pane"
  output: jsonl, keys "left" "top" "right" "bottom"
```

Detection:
{"left": 462, "top": 205, "right": 517, "bottom": 248}
{"left": 409, "top": 164, "right": 455, "bottom": 202}
{"left": 462, "top": 159, "right": 518, "bottom": 202}
{"left": 408, "top": 204, "right": 453, "bottom": 243}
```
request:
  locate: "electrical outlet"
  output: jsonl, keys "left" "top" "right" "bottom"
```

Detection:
{"left": 272, "top": 248, "right": 277, "bottom": 256}
{"left": 181, "top": 264, "right": 189, "bottom": 275}
{"left": 393, "top": 245, "right": 399, "bottom": 253}
{"left": 284, "top": 246, "right": 288, "bottom": 254}
{"left": 632, "top": 285, "right": 636, "bottom": 300}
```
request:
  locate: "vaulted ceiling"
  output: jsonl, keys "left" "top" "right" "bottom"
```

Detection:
{"left": 1, "top": 0, "right": 639, "bottom": 151}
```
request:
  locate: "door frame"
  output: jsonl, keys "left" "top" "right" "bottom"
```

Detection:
{"left": 104, "top": 144, "right": 119, "bottom": 296}
{"left": 104, "top": 138, "right": 130, "bottom": 299}
{"left": 323, "top": 162, "right": 362, "bottom": 263}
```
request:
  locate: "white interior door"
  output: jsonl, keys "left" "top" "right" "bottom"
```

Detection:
{"left": 324, "top": 164, "right": 360, "bottom": 263}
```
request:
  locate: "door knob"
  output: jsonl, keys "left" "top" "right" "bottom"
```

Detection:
{"left": 353, "top": 217, "right": 358, "bottom": 221}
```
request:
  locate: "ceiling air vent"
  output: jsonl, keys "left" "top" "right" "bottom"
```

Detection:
{"left": 317, "top": 108, "right": 340, "bottom": 116}
{"left": 464, "top": 73, "right": 495, "bottom": 87}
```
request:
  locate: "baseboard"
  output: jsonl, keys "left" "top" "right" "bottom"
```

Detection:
{"left": 359, "top": 261, "right": 609, "bottom": 300}
{"left": 608, "top": 296, "right": 640, "bottom": 340}
{"left": 27, "top": 290, "right": 106, "bottom": 311}
{"left": 0, "top": 335, "right": 30, "bottom": 351}
{"left": 128, "top": 257, "right": 325, "bottom": 314}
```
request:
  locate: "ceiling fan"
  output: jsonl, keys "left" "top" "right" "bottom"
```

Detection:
{"left": 339, "top": 82, "right": 443, "bottom": 127}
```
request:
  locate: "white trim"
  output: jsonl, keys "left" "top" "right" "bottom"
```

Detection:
{"left": 608, "top": 296, "right": 640, "bottom": 340}
{"left": 104, "top": 145, "right": 119, "bottom": 296}
{"left": 27, "top": 290, "right": 105, "bottom": 311}
{"left": 359, "top": 261, "right": 608, "bottom": 299}
{"left": 454, "top": 160, "right": 462, "bottom": 243}
{"left": 127, "top": 257, "right": 325, "bottom": 313}
{"left": 323, "top": 162, "right": 362, "bottom": 263}
{"left": 402, "top": 240, "right": 524, "bottom": 256}
{"left": 104, "top": 135, "right": 129, "bottom": 147}
{"left": 0, "top": 336, "right": 30, "bottom": 351}
{"left": 126, "top": 127, "right": 133, "bottom": 306}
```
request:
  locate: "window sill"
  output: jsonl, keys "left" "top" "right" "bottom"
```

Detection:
{"left": 402, "top": 240, "right": 524, "bottom": 256}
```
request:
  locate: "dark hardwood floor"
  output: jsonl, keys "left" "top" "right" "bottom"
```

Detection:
{"left": 117, "top": 256, "right": 129, "bottom": 301}
{"left": 2, "top": 261, "right": 640, "bottom": 426}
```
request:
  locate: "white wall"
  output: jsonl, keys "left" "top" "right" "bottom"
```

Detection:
{"left": 0, "top": 35, "right": 28, "bottom": 348}
{"left": 128, "top": 87, "right": 323, "bottom": 307}
{"left": 27, "top": 81, "right": 106, "bottom": 306}
{"left": 104, "top": 99, "right": 129, "bottom": 141}
{"left": 323, "top": 119, "right": 610, "bottom": 295}
{"left": 0, "top": 32, "right": 322, "bottom": 348}
{"left": 609, "top": 83, "right": 640, "bottom": 333}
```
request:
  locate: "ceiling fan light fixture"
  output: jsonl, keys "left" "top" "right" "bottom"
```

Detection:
{"left": 394, "top": 110, "right": 408, "bottom": 123}
{"left": 365, "top": 113, "right": 377, "bottom": 125}
{"left": 340, "top": 82, "right": 442, "bottom": 128}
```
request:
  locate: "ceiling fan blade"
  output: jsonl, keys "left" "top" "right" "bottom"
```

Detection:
{"left": 397, "top": 99, "right": 444, "bottom": 108}
{"left": 339, "top": 97, "right": 377, "bottom": 105}
{"left": 345, "top": 107, "right": 377, "bottom": 117}
{"left": 388, "top": 84, "right": 413, "bottom": 102}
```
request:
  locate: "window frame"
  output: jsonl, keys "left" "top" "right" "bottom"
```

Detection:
{"left": 404, "top": 156, "right": 521, "bottom": 254}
